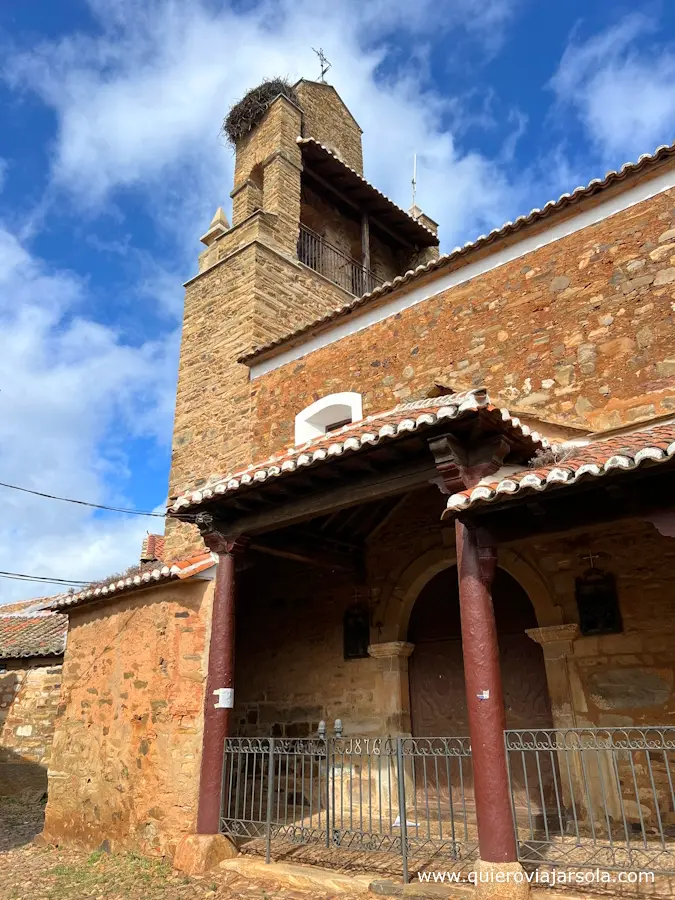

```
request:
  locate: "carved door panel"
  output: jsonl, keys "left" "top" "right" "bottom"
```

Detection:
{"left": 409, "top": 635, "right": 553, "bottom": 734}
{"left": 409, "top": 638, "right": 467, "bottom": 738}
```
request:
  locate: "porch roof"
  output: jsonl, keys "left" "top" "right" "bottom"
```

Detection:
{"left": 298, "top": 137, "right": 439, "bottom": 248}
{"left": 169, "top": 389, "right": 548, "bottom": 516}
{"left": 443, "top": 421, "right": 675, "bottom": 518}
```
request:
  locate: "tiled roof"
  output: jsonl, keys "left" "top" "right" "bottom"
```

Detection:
{"left": 170, "top": 389, "right": 548, "bottom": 513}
{"left": 141, "top": 533, "right": 165, "bottom": 562}
{"left": 241, "top": 140, "right": 675, "bottom": 365}
{"left": 443, "top": 423, "right": 675, "bottom": 517}
{"left": 49, "top": 551, "right": 217, "bottom": 612}
{"left": 0, "top": 596, "right": 59, "bottom": 615}
{"left": 297, "top": 137, "right": 439, "bottom": 241}
{"left": 0, "top": 612, "right": 67, "bottom": 659}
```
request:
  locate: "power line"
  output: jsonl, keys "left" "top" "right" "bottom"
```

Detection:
{"left": 0, "top": 570, "right": 91, "bottom": 586}
{"left": 0, "top": 481, "right": 166, "bottom": 517}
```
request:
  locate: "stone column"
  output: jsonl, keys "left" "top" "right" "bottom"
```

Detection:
{"left": 525, "top": 624, "right": 580, "bottom": 730}
{"left": 367, "top": 642, "right": 415, "bottom": 823}
{"left": 526, "top": 624, "right": 621, "bottom": 824}
{"left": 367, "top": 641, "right": 415, "bottom": 735}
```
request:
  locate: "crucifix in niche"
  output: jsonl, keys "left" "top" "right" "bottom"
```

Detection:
{"left": 575, "top": 550, "right": 622, "bottom": 636}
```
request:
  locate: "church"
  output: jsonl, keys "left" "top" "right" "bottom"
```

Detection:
{"left": 39, "top": 78, "right": 675, "bottom": 889}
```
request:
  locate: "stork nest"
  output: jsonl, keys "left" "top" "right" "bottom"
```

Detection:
{"left": 223, "top": 78, "right": 300, "bottom": 145}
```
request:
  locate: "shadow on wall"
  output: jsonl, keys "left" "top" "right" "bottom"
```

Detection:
{"left": 0, "top": 745, "right": 47, "bottom": 801}
{"left": 0, "top": 748, "right": 47, "bottom": 851}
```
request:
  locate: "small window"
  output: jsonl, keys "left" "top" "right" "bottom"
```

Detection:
{"left": 575, "top": 569, "right": 622, "bottom": 636}
{"left": 294, "top": 392, "right": 362, "bottom": 445}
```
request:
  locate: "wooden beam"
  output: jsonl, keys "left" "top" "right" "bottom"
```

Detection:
{"left": 303, "top": 165, "right": 413, "bottom": 249}
{"left": 214, "top": 459, "right": 439, "bottom": 537}
{"left": 249, "top": 536, "right": 360, "bottom": 573}
{"left": 364, "top": 494, "right": 410, "bottom": 543}
{"left": 361, "top": 212, "right": 371, "bottom": 270}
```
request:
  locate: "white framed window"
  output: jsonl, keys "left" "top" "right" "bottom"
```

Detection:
{"left": 294, "top": 392, "right": 363, "bottom": 445}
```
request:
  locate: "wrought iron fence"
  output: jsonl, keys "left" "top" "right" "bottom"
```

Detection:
{"left": 505, "top": 727, "right": 675, "bottom": 873}
{"left": 297, "top": 224, "right": 382, "bottom": 296}
{"left": 220, "top": 735, "right": 476, "bottom": 882}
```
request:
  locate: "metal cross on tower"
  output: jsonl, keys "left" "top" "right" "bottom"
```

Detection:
{"left": 312, "top": 47, "right": 331, "bottom": 83}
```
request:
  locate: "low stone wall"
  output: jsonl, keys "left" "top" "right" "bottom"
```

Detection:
{"left": 42, "top": 578, "right": 214, "bottom": 857}
{"left": 0, "top": 658, "right": 62, "bottom": 798}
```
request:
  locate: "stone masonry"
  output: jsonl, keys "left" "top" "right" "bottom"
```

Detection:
{"left": 42, "top": 579, "right": 214, "bottom": 857}
{"left": 0, "top": 659, "right": 62, "bottom": 797}
{"left": 294, "top": 80, "right": 363, "bottom": 174}
{"left": 250, "top": 181, "right": 675, "bottom": 459}
{"left": 166, "top": 92, "right": 366, "bottom": 559}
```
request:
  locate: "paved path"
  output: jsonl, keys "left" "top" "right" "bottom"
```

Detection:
{"left": 0, "top": 799, "right": 364, "bottom": 900}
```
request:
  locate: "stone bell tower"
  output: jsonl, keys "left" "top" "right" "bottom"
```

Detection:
{"left": 165, "top": 78, "right": 439, "bottom": 559}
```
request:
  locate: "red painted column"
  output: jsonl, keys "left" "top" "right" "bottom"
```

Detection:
{"left": 455, "top": 520, "right": 517, "bottom": 863}
{"left": 197, "top": 544, "right": 240, "bottom": 834}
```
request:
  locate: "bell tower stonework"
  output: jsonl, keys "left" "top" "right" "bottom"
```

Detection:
{"left": 165, "top": 82, "right": 369, "bottom": 558}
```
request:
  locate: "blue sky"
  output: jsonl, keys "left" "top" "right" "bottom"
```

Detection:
{"left": 2, "top": 0, "right": 675, "bottom": 601}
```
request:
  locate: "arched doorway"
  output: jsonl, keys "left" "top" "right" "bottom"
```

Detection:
{"left": 408, "top": 565, "right": 553, "bottom": 736}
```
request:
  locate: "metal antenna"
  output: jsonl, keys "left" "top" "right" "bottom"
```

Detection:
{"left": 312, "top": 47, "right": 332, "bottom": 83}
{"left": 411, "top": 153, "right": 418, "bottom": 217}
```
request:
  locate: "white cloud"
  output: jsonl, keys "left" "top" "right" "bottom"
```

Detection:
{"left": 4, "top": 0, "right": 524, "bottom": 250}
{"left": 0, "top": 0, "right": 528, "bottom": 602}
{"left": 0, "top": 225, "right": 177, "bottom": 604}
{"left": 551, "top": 14, "right": 675, "bottom": 163}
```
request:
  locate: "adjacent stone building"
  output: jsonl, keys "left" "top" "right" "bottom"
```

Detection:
{"left": 40, "top": 78, "right": 675, "bottom": 885}
{"left": 0, "top": 599, "right": 66, "bottom": 798}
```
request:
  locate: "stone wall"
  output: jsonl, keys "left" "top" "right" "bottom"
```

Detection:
{"left": 234, "top": 555, "right": 381, "bottom": 737}
{"left": 295, "top": 80, "right": 363, "bottom": 174}
{"left": 250, "top": 181, "right": 675, "bottom": 459}
{"left": 519, "top": 517, "right": 675, "bottom": 731}
{"left": 167, "top": 90, "right": 371, "bottom": 560}
{"left": 167, "top": 235, "right": 354, "bottom": 560}
{"left": 42, "top": 578, "right": 214, "bottom": 857}
{"left": 0, "top": 658, "right": 62, "bottom": 798}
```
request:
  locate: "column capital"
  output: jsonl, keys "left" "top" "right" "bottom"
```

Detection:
{"left": 526, "top": 624, "right": 580, "bottom": 657}
{"left": 368, "top": 641, "right": 414, "bottom": 660}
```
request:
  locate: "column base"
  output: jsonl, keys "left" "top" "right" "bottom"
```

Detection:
{"left": 471, "top": 859, "right": 530, "bottom": 898}
{"left": 173, "top": 833, "right": 238, "bottom": 875}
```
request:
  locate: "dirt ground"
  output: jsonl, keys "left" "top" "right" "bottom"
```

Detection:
{"left": 0, "top": 799, "right": 365, "bottom": 900}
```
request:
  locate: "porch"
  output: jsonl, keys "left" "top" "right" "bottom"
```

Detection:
{"left": 170, "top": 391, "right": 675, "bottom": 884}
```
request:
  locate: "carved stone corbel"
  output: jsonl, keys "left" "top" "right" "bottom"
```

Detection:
{"left": 195, "top": 512, "right": 248, "bottom": 556}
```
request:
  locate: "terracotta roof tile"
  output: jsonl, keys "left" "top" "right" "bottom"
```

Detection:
{"left": 49, "top": 551, "right": 217, "bottom": 612}
{"left": 297, "top": 137, "right": 439, "bottom": 243}
{"left": 0, "top": 596, "right": 59, "bottom": 615}
{"left": 0, "top": 613, "right": 67, "bottom": 659}
{"left": 240, "top": 140, "right": 675, "bottom": 366}
{"left": 170, "top": 389, "right": 548, "bottom": 513}
{"left": 443, "top": 422, "right": 675, "bottom": 517}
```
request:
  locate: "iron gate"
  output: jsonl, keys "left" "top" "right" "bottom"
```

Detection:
{"left": 220, "top": 735, "right": 476, "bottom": 881}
